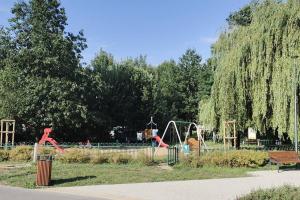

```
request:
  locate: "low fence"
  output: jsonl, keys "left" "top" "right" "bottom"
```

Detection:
{"left": 2, "top": 141, "right": 300, "bottom": 161}
{"left": 39, "top": 143, "right": 155, "bottom": 159}
{"left": 0, "top": 143, "right": 155, "bottom": 159}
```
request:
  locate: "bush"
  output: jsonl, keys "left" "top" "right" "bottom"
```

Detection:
{"left": 56, "top": 148, "right": 134, "bottom": 165}
{"left": 9, "top": 146, "right": 33, "bottom": 161}
{"left": 237, "top": 185, "right": 300, "bottom": 200}
{"left": 56, "top": 148, "right": 90, "bottom": 163}
{"left": 90, "top": 153, "right": 109, "bottom": 164}
{"left": 0, "top": 150, "right": 9, "bottom": 161}
{"left": 109, "top": 153, "right": 133, "bottom": 164}
{"left": 177, "top": 153, "right": 203, "bottom": 168}
{"left": 38, "top": 146, "right": 56, "bottom": 155}
{"left": 201, "top": 150, "right": 268, "bottom": 168}
{"left": 135, "top": 152, "right": 154, "bottom": 166}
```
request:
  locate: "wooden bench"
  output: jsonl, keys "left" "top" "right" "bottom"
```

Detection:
{"left": 269, "top": 151, "right": 300, "bottom": 172}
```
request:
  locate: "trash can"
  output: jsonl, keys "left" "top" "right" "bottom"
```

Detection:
{"left": 36, "top": 155, "right": 53, "bottom": 186}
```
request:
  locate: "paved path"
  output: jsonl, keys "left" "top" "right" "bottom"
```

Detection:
{"left": 45, "top": 170, "right": 300, "bottom": 200}
{"left": 0, "top": 185, "right": 107, "bottom": 200}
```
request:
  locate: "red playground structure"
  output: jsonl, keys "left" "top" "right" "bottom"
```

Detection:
{"left": 39, "top": 128, "right": 64, "bottom": 153}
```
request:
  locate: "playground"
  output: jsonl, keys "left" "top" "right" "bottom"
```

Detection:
{"left": 2, "top": 1, "right": 300, "bottom": 199}
{"left": 0, "top": 116, "right": 290, "bottom": 190}
{"left": 0, "top": 101, "right": 299, "bottom": 200}
{"left": 0, "top": 117, "right": 274, "bottom": 166}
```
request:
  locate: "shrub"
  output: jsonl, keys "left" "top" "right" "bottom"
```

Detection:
{"left": 135, "top": 152, "right": 154, "bottom": 166}
{"left": 38, "top": 146, "right": 56, "bottom": 155}
{"left": 90, "top": 153, "right": 109, "bottom": 164}
{"left": 0, "top": 150, "right": 9, "bottom": 161}
{"left": 178, "top": 153, "right": 203, "bottom": 168}
{"left": 56, "top": 148, "right": 135, "bottom": 164}
{"left": 9, "top": 146, "right": 33, "bottom": 161}
{"left": 109, "top": 153, "right": 133, "bottom": 164}
{"left": 201, "top": 150, "right": 268, "bottom": 168}
{"left": 237, "top": 185, "right": 300, "bottom": 200}
{"left": 56, "top": 148, "right": 90, "bottom": 163}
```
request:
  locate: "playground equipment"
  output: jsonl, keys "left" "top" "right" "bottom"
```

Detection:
{"left": 157, "top": 121, "right": 183, "bottom": 150}
{"left": 155, "top": 121, "right": 208, "bottom": 155}
{"left": 144, "top": 117, "right": 169, "bottom": 147}
{"left": 184, "top": 122, "right": 208, "bottom": 150}
{"left": 144, "top": 116, "right": 158, "bottom": 140}
{"left": 153, "top": 135, "right": 168, "bottom": 147}
{"left": 195, "top": 124, "right": 211, "bottom": 141}
{"left": 147, "top": 116, "right": 157, "bottom": 129}
{"left": 39, "top": 128, "right": 64, "bottom": 153}
{"left": 223, "top": 120, "right": 237, "bottom": 149}
{"left": 187, "top": 138, "right": 199, "bottom": 150}
{"left": 0, "top": 119, "right": 15, "bottom": 147}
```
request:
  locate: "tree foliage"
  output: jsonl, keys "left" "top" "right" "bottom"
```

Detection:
{"left": 0, "top": 0, "right": 88, "bottom": 139}
{"left": 202, "top": 0, "right": 300, "bottom": 139}
{"left": 0, "top": 0, "right": 213, "bottom": 142}
{"left": 226, "top": 4, "right": 253, "bottom": 27}
{"left": 91, "top": 51, "right": 155, "bottom": 132}
{"left": 154, "top": 49, "right": 213, "bottom": 124}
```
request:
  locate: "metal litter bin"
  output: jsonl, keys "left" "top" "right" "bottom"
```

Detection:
{"left": 36, "top": 155, "right": 53, "bottom": 186}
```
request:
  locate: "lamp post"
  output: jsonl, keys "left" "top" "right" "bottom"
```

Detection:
{"left": 292, "top": 55, "right": 299, "bottom": 153}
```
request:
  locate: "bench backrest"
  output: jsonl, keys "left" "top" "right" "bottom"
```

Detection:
{"left": 269, "top": 151, "right": 300, "bottom": 161}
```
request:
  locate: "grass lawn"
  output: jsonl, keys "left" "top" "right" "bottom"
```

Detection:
{"left": 0, "top": 161, "right": 275, "bottom": 188}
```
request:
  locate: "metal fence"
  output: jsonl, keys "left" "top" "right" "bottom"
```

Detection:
{"left": 0, "top": 143, "right": 155, "bottom": 158}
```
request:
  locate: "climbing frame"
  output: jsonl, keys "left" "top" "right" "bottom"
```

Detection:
{"left": 0, "top": 119, "right": 16, "bottom": 147}
{"left": 223, "top": 120, "right": 236, "bottom": 149}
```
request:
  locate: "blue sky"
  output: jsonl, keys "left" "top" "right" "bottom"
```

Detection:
{"left": 0, "top": 0, "right": 251, "bottom": 66}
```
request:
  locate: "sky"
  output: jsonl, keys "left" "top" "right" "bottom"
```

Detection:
{"left": 0, "top": 0, "right": 251, "bottom": 66}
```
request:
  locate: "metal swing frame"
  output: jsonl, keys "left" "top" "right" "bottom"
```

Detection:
{"left": 155, "top": 121, "right": 183, "bottom": 156}
{"left": 184, "top": 122, "right": 208, "bottom": 150}
{"left": 155, "top": 120, "right": 209, "bottom": 155}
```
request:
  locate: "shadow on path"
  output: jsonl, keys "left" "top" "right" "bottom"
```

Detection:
{"left": 52, "top": 176, "right": 96, "bottom": 185}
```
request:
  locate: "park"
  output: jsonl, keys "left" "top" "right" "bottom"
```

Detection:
{"left": 1, "top": 0, "right": 300, "bottom": 199}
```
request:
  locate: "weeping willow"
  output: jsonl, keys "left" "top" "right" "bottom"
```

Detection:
{"left": 201, "top": 0, "right": 300, "bottom": 138}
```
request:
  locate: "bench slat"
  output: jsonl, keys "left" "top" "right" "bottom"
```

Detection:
{"left": 269, "top": 151, "right": 300, "bottom": 164}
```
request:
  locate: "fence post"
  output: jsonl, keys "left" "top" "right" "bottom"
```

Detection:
{"left": 152, "top": 146, "right": 155, "bottom": 161}
{"left": 33, "top": 143, "right": 38, "bottom": 163}
{"left": 167, "top": 147, "right": 169, "bottom": 165}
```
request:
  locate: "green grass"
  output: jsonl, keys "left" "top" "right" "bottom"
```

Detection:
{"left": 0, "top": 161, "right": 275, "bottom": 188}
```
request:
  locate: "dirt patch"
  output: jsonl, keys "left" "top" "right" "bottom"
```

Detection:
{"left": 0, "top": 163, "right": 32, "bottom": 171}
{"left": 157, "top": 163, "right": 173, "bottom": 171}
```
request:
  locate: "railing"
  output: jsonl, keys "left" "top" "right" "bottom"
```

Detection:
{"left": 167, "top": 146, "right": 179, "bottom": 165}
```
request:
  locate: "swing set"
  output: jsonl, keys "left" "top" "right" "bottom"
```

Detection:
{"left": 155, "top": 120, "right": 208, "bottom": 155}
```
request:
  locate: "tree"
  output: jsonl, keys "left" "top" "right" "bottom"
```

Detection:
{"left": 226, "top": 5, "right": 253, "bottom": 27}
{"left": 91, "top": 50, "right": 155, "bottom": 133}
{"left": 153, "top": 50, "right": 213, "bottom": 124}
{"left": 0, "top": 27, "right": 12, "bottom": 69}
{"left": 8, "top": 0, "right": 86, "bottom": 79}
{"left": 0, "top": 0, "right": 88, "bottom": 140}
{"left": 153, "top": 60, "right": 181, "bottom": 125}
{"left": 178, "top": 49, "right": 204, "bottom": 121}
{"left": 204, "top": 0, "right": 300, "bottom": 139}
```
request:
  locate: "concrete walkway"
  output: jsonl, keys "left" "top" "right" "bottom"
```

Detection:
{"left": 0, "top": 185, "right": 107, "bottom": 200}
{"left": 45, "top": 170, "right": 300, "bottom": 200}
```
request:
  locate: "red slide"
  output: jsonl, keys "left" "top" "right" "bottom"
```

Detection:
{"left": 153, "top": 136, "right": 169, "bottom": 148}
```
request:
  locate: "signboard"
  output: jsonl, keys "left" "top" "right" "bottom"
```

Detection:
{"left": 248, "top": 127, "right": 256, "bottom": 140}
